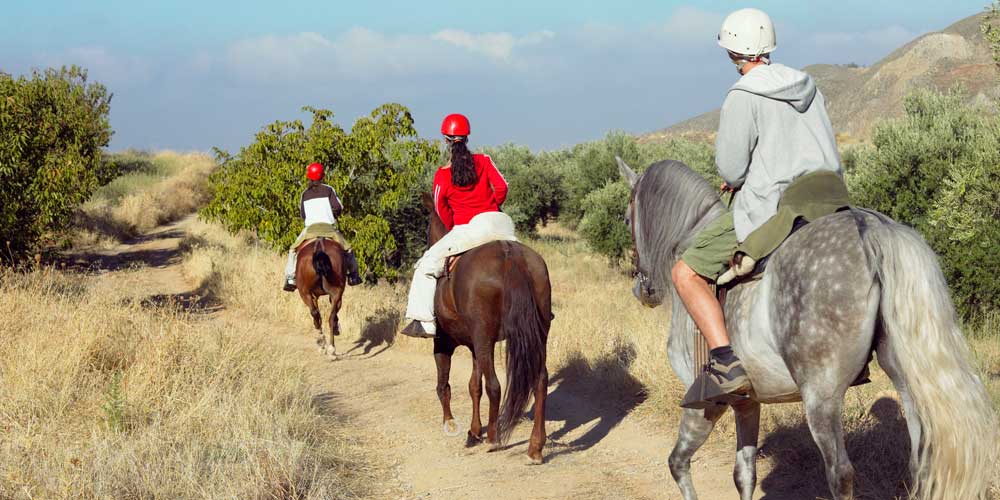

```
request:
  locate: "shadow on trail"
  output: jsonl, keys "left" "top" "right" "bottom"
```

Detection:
{"left": 342, "top": 307, "right": 400, "bottom": 359}
{"left": 532, "top": 342, "right": 647, "bottom": 460}
{"left": 141, "top": 281, "right": 224, "bottom": 314}
{"left": 67, "top": 228, "right": 187, "bottom": 272}
{"left": 758, "top": 397, "right": 911, "bottom": 500}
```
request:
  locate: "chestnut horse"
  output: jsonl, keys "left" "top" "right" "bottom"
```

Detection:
{"left": 420, "top": 193, "right": 552, "bottom": 464}
{"left": 296, "top": 237, "right": 346, "bottom": 359}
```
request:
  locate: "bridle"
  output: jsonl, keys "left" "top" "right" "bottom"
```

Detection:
{"left": 627, "top": 186, "right": 656, "bottom": 298}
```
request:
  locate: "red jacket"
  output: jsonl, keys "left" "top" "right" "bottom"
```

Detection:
{"left": 433, "top": 153, "right": 508, "bottom": 230}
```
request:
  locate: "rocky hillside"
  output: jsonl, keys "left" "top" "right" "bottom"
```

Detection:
{"left": 645, "top": 13, "right": 999, "bottom": 143}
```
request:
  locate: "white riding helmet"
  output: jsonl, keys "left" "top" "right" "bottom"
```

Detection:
{"left": 718, "top": 8, "right": 776, "bottom": 59}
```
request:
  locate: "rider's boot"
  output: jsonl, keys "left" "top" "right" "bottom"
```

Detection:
{"left": 400, "top": 319, "right": 436, "bottom": 339}
{"left": 344, "top": 250, "right": 363, "bottom": 286}
{"left": 681, "top": 346, "right": 751, "bottom": 409}
{"left": 282, "top": 250, "right": 297, "bottom": 292}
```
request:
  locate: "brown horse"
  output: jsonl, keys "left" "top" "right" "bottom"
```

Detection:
{"left": 420, "top": 194, "right": 552, "bottom": 464}
{"left": 295, "top": 237, "right": 346, "bottom": 359}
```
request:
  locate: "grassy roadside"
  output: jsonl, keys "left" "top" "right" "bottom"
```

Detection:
{"left": 0, "top": 265, "right": 378, "bottom": 499}
{"left": 72, "top": 150, "right": 215, "bottom": 247}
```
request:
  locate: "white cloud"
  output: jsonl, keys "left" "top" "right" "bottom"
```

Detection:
{"left": 213, "top": 27, "right": 555, "bottom": 84}
{"left": 432, "top": 29, "right": 554, "bottom": 60}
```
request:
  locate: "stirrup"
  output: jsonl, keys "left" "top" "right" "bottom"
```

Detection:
{"left": 680, "top": 364, "right": 751, "bottom": 409}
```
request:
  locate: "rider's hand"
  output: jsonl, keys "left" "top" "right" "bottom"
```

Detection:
{"left": 720, "top": 182, "right": 735, "bottom": 193}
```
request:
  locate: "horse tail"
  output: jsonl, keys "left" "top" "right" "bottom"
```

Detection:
{"left": 497, "top": 243, "right": 549, "bottom": 445}
{"left": 311, "top": 239, "right": 336, "bottom": 294}
{"left": 855, "top": 209, "right": 997, "bottom": 500}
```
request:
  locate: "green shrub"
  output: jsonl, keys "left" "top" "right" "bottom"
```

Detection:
{"left": 638, "top": 136, "right": 718, "bottom": 186}
{"left": 561, "top": 131, "right": 643, "bottom": 228}
{"left": 481, "top": 144, "right": 566, "bottom": 234}
{"left": 200, "top": 104, "right": 437, "bottom": 280}
{"left": 0, "top": 66, "right": 112, "bottom": 259}
{"left": 848, "top": 89, "right": 1000, "bottom": 321}
{"left": 579, "top": 181, "right": 632, "bottom": 263}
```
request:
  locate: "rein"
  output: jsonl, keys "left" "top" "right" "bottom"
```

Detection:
{"left": 628, "top": 188, "right": 655, "bottom": 298}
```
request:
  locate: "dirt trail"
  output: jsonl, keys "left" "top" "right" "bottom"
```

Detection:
{"left": 77, "top": 217, "right": 765, "bottom": 500}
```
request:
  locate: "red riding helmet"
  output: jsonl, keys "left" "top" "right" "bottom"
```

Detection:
{"left": 441, "top": 113, "right": 470, "bottom": 136}
{"left": 306, "top": 162, "right": 324, "bottom": 181}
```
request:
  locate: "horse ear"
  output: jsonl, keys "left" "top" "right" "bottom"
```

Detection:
{"left": 421, "top": 192, "right": 434, "bottom": 211}
{"left": 616, "top": 156, "right": 638, "bottom": 187}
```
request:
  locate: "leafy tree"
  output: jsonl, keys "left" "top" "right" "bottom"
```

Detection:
{"left": 561, "top": 131, "right": 642, "bottom": 228}
{"left": 578, "top": 180, "right": 633, "bottom": 263}
{"left": 480, "top": 144, "right": 565, "bottom": 234}
{"left": 848, "top": 89, "right": 1000, "bottom": 321}
{"left": 0, "top": 66, "right": 113, "bottom": 260}
{"left": 201, "top": 104, "right": 437, "bottom": 280}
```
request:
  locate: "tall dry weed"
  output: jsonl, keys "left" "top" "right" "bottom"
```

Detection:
{"left": 0, "top": 267, "right": 375, "bottom": 499}
{"left": 73, "top": 151, "right": 215, "bottom": 246}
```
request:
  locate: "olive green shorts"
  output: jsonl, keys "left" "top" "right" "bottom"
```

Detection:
{"left": 679, "top": 212, "right": 738, "bottom": 281}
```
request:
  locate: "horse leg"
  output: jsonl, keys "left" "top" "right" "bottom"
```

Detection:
{"left": 802, "top": 391, "right": 855, "bottom": 500}
{"left": 305, "top": 294, "right": 324, "bottom": 353}
{"left": 478, "top": 342, "right": 502, "bottom": 449}
{"left": 434, "top": 335, "right": 459, "bottom": 436}
{"left": 876, "top": 338, "right": 922, "bottom": 480}
{"left": 324, "top": 294, "right": 342, "bottom": 359}
{"left": 526, "top": 365, "right": 548, "bottom": 465}
{"left": 467, "top": 350, "right": 484, "bottom": 447}
{"left": 669, "top": 405, "right": 728, "bottom": 500}
{"left": 732, "top": 400, "right": 761, "bottom": 500}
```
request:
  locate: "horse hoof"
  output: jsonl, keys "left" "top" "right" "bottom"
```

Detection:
{"left": 525, "top": 454, "right": 544, "bottom": 466}
{"left": 465, "top": 431, "right": 483, "bottom": 448}
{"left": 487, "top": 443, "right": 502, "bottom": 453}
{"left": 442, "top": 419, "right": 461, "bottom": 437}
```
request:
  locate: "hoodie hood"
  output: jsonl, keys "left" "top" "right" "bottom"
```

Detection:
{"left": 730, "top": 63, "right": 817, "bottom": 112}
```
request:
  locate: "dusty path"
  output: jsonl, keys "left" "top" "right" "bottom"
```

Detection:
{"left": 73, "top": 217, "right": 769, "bottom": 500}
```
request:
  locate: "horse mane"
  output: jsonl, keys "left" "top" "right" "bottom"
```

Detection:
{"left": 635, "top": 160, "right": 726, "bottom": 292}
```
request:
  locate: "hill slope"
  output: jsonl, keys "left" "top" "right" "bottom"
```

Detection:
{"left": 645, "top": 13, "right": 999, "bottom": 143}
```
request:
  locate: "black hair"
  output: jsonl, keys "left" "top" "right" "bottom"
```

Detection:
{"left": 449, "top": 137, "right": 477, "bottom": 187}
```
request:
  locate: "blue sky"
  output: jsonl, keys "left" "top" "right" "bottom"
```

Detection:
{"left": 2, "top": 1, "right": 989, "bottom": 152}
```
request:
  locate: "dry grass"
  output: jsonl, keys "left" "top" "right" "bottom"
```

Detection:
{"left": 0, "top": 266, "right": 377, "bottom": 499}
{"left": 73, "top": 151, "right": 215, "bottom": 246}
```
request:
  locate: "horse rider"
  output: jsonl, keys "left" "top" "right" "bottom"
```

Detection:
{"left": 674, "top": 8, "right": 843, "bottom": 406}
{"left": 283, "top": 162, "right": 363, "bottom": 291}
{"left": 399, "top": 113, "right": 516, "bottom": 338}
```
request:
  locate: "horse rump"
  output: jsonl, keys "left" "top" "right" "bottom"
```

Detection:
{"left": 311, "top": 239, "right": 336, "bottom": 292}
{"left": 497, "top": 243, "right": 549, "bottom": 444}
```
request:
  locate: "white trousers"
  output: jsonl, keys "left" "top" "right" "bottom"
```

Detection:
{"left": 284, "top": 228, "right": 309, "bottom": 279}
{"left": 404, "top": 211, "right": 518, "bottom": 322}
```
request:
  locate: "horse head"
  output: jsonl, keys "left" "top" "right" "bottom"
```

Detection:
{"left": 617, "top": 156, "right": 665, "bottom": 308}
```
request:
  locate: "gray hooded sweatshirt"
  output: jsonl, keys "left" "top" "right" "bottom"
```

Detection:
{"left": 715, "top": 63, "right": 841, "bottom": 241}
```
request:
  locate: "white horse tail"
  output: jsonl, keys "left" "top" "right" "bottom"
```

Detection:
{"left": 857, "top": 210, "right": 998, "bottom": 500}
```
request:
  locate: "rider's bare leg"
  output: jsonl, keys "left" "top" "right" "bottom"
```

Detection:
{"left": 671, "top": 260, "right": 729, "bottom": 348}
{"left": 673, "top": 259, "right": 750, "bottom": 404}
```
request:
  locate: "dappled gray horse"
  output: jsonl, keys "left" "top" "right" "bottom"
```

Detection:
{"left": 618, "top": 158, "right": 997, "bottom": 500}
